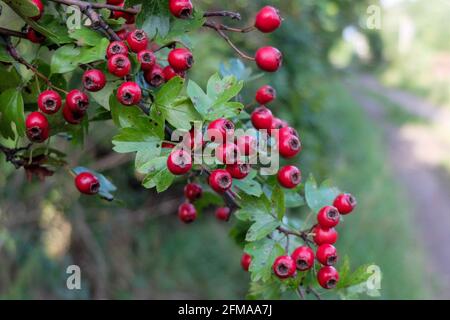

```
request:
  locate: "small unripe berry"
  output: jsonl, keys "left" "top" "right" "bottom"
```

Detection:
{"left": 169, "top": 0, "right": 193, "bottom": 19}
{"left": 272, "top": 255, "right": 296, "bottom": 279}
{"left": 144, "top": 64, "right": 165, "bottom": 87}
{"left": 66, "top": 89, "right": 89, "bottom": 113}
{"left": 137, "top": 50, "right": 156, "bottom": 71}
{"left": 117, "top": 81, "right": 142, "bottom": 106}
{"left": 25, "top": 112, "right": 49, "bottom": 143}
{"left": 255, "top": 46, "right": 282, "bottom": 72}
{"left": 75, "top": 172, "right": 100, "bottom": 195}
{"left": 313, "top": 226, "right": 338, "bottom": 245}
{"left": 255, "top": 85, "right": 276, "bottom": 104}
{"left": 278, "top": 133, "right": 301, "bottom": 158}
{"left": 291, "top": 246, "right": 314, "bottom": 271}
{"left": 38, "top": 90, "right": 62, "bottom": 114}
{"left": 30, "top": 0, "right": 44, "bottom": 20}
{"left": 215, "top": 207, "right": 231, "bottom": 221}
{"left": 168, "top": 48, "right": 194, "bottom": 72}
{"left": 178, "top": 202, "right": 197, "bottom": 223}
{"left": 316, "top": 244, "right": 338, "bottom": 266}
{"left": 216, "top": 143, "right": 240, "bottom": 164}
{"left": 209, "top": 169, "right": 232, "bottom": 193}
{"left": 207, "top": 118, "right": 235, "bottom": 142}
{"left": 277, "top": 165, "right": 301, "bottom": 189}
{"left": 317, "top": 206, "right": 340, "bottom": 229}
{"left": 317, "top": 266, "right": 339, "bottom": 289}
{"left": 82, "top": 69, "right": 106, "bottom": 92}
{"left": 106, "top": 41, "right": 129, "bottom": 59}
{"left": 184, "top": 183, "right": 203, "bottom": 202}
{"left": 167, "top": 149, "right": 192, "bottom": 175}
{"left": 126, "top": 29, "right": 148, "bottom": 53}
{"left": 62, "top": 106, "right": 85, "bottom": 125}
{"left": 226, "top": 163, "right": 251, "bottom": 180}
{"left": 251, "top": 106, "right": 273, "bottom": 130}
{"left": 107, "top": 54, "right": 131, "bottom": 77}
{"left": 254, "top": 6, "right": 282, "bottom": 33}
{"left": 26, "top": 28, "right": 45, "bottom": 43}
{"left": 241, "top": 253, "right": 251, "bottom": 271}
{"left": 333, "top": 193, "right": 357, "bottom": 215}
{"left": 237, "top": 135, "right": 257, "bottom": 156}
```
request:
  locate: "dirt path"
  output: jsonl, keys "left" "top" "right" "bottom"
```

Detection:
{"left": 346, "top": 74, "right": 450, "bottom": 299}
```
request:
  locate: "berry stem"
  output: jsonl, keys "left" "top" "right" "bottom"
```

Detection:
{"left": 306, "top": 286, "right": 322, "bottom": 300}
{"left": 203, "top": 11, "right": 242, "bottom": 20}
{"left": 0, "top": 27, "right": 28, "bottom": 39}
{"left": 49, "top": 0, "right": 140, "bottom": 15}
{"left": 0, "top": 143, "right": 32, "bottom": 169}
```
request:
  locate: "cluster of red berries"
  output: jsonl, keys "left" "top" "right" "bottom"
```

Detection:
{"left": 241, "top": 193, "right": 357, "bottom": 290}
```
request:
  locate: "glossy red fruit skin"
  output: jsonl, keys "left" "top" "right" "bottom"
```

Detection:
{"left": 317, "top": 206, "right": 340, "bottom": 229}
{"left": 126, "top": 29, "right": 148, "bottom": 53}
{"left": 62, "top": 106, "right": 85, "bottom": 125}
{"left": 117, "top": 81, "right": 142, "bottom": 106}
{"left": 226, "top": 163, "right": 251, "bottom": 180}
{"left": 271, "top": 118, "right": 288, "bottom": 130}
{"left": 209, "top": 169, "right": 232, "bottom": 193}
{"left": 313, "top": 226, "right": 338, "bottom": 245}
{"left": 75, "top": 172, "right": 100, "bottom": 195}
{"left": 107, "top": 0, "right": 124, "bottom": 4}
{"left": 251, "top": 106, "right": 273, "bottom": 130}
{"left": 169, "top": 0, "right": 193, "bottom": 18}
{"left": 207, "top": 118, "right": 235, "bottom": 142}
{"left": 272, "top": 255, "right": 296, "bottom": 279}
{"left": 317, "top": 266, "right": 339, "bottom": 289}
{"left": 111, "top": 4, "right": 136, "bottom": 24}
{"left": 255, "top": 46, "right": 282, "bottom": 72}
{"left": 106, "top": 41, "right": 129, "bottom": 59}
{"left": 277, "top": 165, "right": 301, "bottom": 189}
{"left": 144, "top": 64, "right": 165, "bottom": 87}
{"left": 82, "top": 69, "right": 106, "bottom": 92}
{"left": 116, "top": 29, "right": 130, "bottom": 41}
{"left": 316, "top": 244, "right": 338, "bottom": 266}
{"left": 216, "top": 143, "right": 240, "bottom": 164}
{"left": 255, "top": 85, "right": 276, "bottom": 104}
{"left": 184, "top": 183, "right": 203, "bottom": 202}
{"left": 167, "top": 149, "right": 192, "bottom": 175}
{"left": 215, "top": 207, "right": 231, "bottom": 221}
{"left": 38, "top": 90, "right": 62, "bottom": 114}
{"left": 241, "top": 253, "right": 252, "bottom": 271}
{"left": 178, "top": 202, "right": 197, "bottom": 223}
{"left": 237, "top": 135, "right": 257, "bottom": 156}
{"left": 66, "top": 90, "right": 89, "bottom": 113}
{"left": 255, "top": 6, "right": 282, "bottom": 33}
{"left": 107, "top": 54, "right": 131, "bottom": 77}
{"left": 162, "top": 65, "right": 185, "bottom": 81}
{"left": 26, "top": 28, "right": 45, "bottom": 43}
{"left": 137, "top": 50, "right": 156, "bottom": 71}
{"left": 291, "top": 246, "right": 314, "bottom": 271}
{"left": 25, "top": 112, "right": 49, "bottom": 142}
{"left": 278, "top": 134, "right": 301, "bottom": 158}
{"left": 168, "top": 48, "right": 194, "bottom": 71}
{"left": 333, "top": 193, "right": 357, "bottom": 215}
{"left": 31, "top": 0, "right": 44, "bottom": 20}
{"left": 279, "top": 126, "right": 299, "bottom": 139}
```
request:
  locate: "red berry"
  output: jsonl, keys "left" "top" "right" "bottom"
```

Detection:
{"left": 169, "top": 0, "right": 193, "bottom": 18}
{"left": 279, "top": 126, "right": 299, "bottom": 139}
{"left": 313, "top": 226, "right": 338, "bottom": 245}
{"left": 255, "top": 85, "right": 276, "bottom": 104}
{"left": 26, "top": 28, "right": 45, "bottom": 43}
{"left": 106, "top": 41, "right": 129, "bottom": 59}
{"left": 215, "top": 207, "right": 231, "bottom": 221}
{"left": 209, "top": 169, "right": 232, "bottom": 193}
{"left": 168, "top": 48, "right": 194, "bottom": 72}
{"left": 207, "top": 118, "right": 235, "bottom": 142}
{"left": 255, "top": 46, "right": 282, "bottom": 72}
{"left": 317, "top": 266, "right": 339, "bottom": 289}
{"left": 75, "top": 172, "right": 100, "bottom": 195}
{"left": 226, "top": 163, "right": 251, "bottom": 180}
{"left": 107, "top": 54, "right": 131, "bottom": 77}
{"left": 62, "top": 106, "right": 85, "bottom": 125}
{"left": 272, "top": 255, "right": 296, "bottom": 279}
{"left": 116, "top": 29, "right": 130, "bottom": 41}
{"left": 291, "top": 246, "right": 314, "bottom": 271}
{"left": 82, "top": 69, "right": 106, "bottom": 92}
{"left": 241, "top": 253, "right": 252, "bottom": 271}
{"left": 30, "top": 0, "right": 44, "bottom": 20}
{"left": 278, "top": 133, "right": 301, "bottom": 158}
{"left": 38, "top": 90, "right": 61, "bottom": 114}
{"left": 66, "top": 90, "right": 89, "bottom": 113}
{"left": 117, "top": 81, "right": 142, "bottom": 106}
{"left": 316, "top": 244, "right": 338, "bottom": 266}
{"left": 25, "top": 112, "right": 49, "bottom": 143}
{"left": 317, "top": 206, "right": 340, "bottom": 229}
{"left": 167, "top": 149, "right": 192, "bottom": 175}
{"left": 111, "top": 5, "right": 136, "bottom": 24}
{"left": 137, "top": 50, "right": 156, "bottom": 71}
{"left": 271, "top": 117, "right": 288, "bottom": 130}
{"left": 216, "top": 143, "right": 240, "bottom": 164}
{"left": 277, "top": 165, "right": 301, "bottom": 189}
{"left": 107, "top": 0, "right": 124, "bottom": 4}
{"left": 162, "top": 65, "right": 185, "bottom": 81}
{"left": 333, "top": 193, "right": 357, "bottom": 215}
{"left": 126, "top": 29, "right": 148, "bottom": 53}
{"left": 144, "top": 64, "right": 165, "bottom": 87}
{"left": 255, "top": 6, "right": 282, "bottom": 33}
{"left": 251, "top": 106, "right": 273, "bottom": 130}
{"left": 237, "top": 135, "right": 257, "bottom": 156}
{"left": 162, "top": 142, "right": 176, "bottom": 149}
{"left": 184, "top": 183, "right": 203, "bottom": 202}
{"left": 178, "top": 202, "right": 197, "bottom": 223}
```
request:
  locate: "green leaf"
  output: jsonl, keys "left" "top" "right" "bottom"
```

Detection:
{"left": 72, "top": 166, "right": 117, "bottom": 201}
{"left": 3, "top": 0, "right": 39, "bottom": 18}
{"left": 245, "top": 238, "right": 284, "bottom": 282}
{"left": 131, "top": 0, "right": 170, "bottom": 38}
{"left": 285, "top": 189, "right": 305, "bottom": 208}
{"left": 26, "top": 16, "right": 72, "bottom": 44}
{"left": 233, "top": 172, "right": 262, "bottom": 197}
{"left": 271, "top": 185, "right": 285, "bottom": 220}
{"left": 77, "top": 38, "right": 109, "bottom": 64}
{"left": 51, "top": 45, "right": 80, "bottom": 74}
{"left": 187, "top": 79, "right": 212, "bottom": 116}
{"left": 157, "top": 97, "right": 201, "bottom": 130}
{"left": 0, "top": 89, "right": 24, "bottom": 140}
{"left": 235, "top": 193, "right": 271, "bottom": 222}
{"left": 246, "top": 214, "right": 280, "bottom": 242}
{"left": 165, "top": 10, "right": 206, "bottom": 39}
{"left": 141, "top": 156, "right": 175, "bottom": 192}
{"left": 337, "top": 256, "right": 373, "bottom": 289}
{"left": 68, "top": 27, "right": 104, "bottom": 46}
{"left": 305, "top": 174, "right": 340, "bottom": 212}
{"left": 155, "top": 76, "right": 184, "bottom": 107}
{"left": 247, "top": 278, "right": 282, "bottom": 300}
{"left": 0, "top": 44, "right": 15, "bottom": 63}
{"left": 90, "top": 82, "right": 118, "bottom": 110}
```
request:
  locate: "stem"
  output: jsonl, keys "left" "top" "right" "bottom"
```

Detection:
{"left": 154, "top": 40, "right": 188, "bottom": 52}
{"left": 49, "top": 0, "right": 140, "bottom": 14}
{"left": 203, "top": 11, "right": 242, "bottom": 20}
{"left": 306, "top": 286, "right": 322, "bottom": 300}
{"left": 277, "top": 226, "right": 313, "bottom": 245}
{"left": 0, "top": 27, "right": 27, "bottom": 39}
{"left": 0, "top": 143, "right": 32, "bottom": 169}
{"left": 296, "top": 287, "right": 305, "bottom": 300}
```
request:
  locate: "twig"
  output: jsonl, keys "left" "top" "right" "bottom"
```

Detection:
{"left": 296, "top": 287, "right": 305, "bottom": 300}
{"left": 203, "top": 11, "right": 242, "bottom": 20}
{"left": 277, "top": 226, "right": 313, "bottom": 245}
{"left": 306, "top": 286, "right": 322, "bottom": 300}
{"left": 0, "top": 143, "right": 32, "bottom": 169}
{"left": 49, "top": 0, "right": 139, "bottom": 14}
{"left": 205, "top": 23, "right": 255, "bottom": 33}
{"left": 0, "top": 27, "right": 27, "bottom": 39}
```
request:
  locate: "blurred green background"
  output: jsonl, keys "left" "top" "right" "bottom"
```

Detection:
{"left": 2, "top": 0, "right": 450, "bottom": 299}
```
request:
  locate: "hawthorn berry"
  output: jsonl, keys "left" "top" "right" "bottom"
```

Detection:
{"left": 137, "top": 50, "right": 156, "bottom": 71}
{"left": 209, "top": 169, "right": 232, "bottom": 193}
{"left": 277, "top": 165, "right": 301, "bottom": 189}
{"left": 107, "top": 54, "right": 131, "bottom": 77}
{"left": 255, "top": 85, "right": 276, "bottom": 104}
{"left": 291, "top": 246, "right": 314, "bottom": 271}
{"left": 317, "top": 206, "right": 340, "bottom": 229}
{"left": 316, "top": 244, "right": 338, "bottom": 266}
{"left": 162, "top": 65, "right": 182, "bottom": 81}
{"left": 251, "top": 106, "right": 273, "bottom": 130}
{"left": 82, "top": 69, "right": 106, "bottom": 92}
{"left": 184, "top": 183, "right": 203, "bottom": 202}
{"left": 37, "top": 90, "right": 62, "bottom": 114}
{"left": 167, "top": 149, "right": 192, "bottom": 175}
{"left": 207, "top": 118, "right": 235, "bottom": 142}
{"left": 178, "top": 202, "right": 197, "bottom": 223}
{"left": 317, "top": 266, "right": 339, "bottom": 289}
{"left": 278, "top": 133, "right": 301, "bottom": 158}
{"left": 279, "top": 126, "right": 299, "bottom": 139}
{"left": 126, "top": 29, "right": 148, "bottom": 53}
{"left": 106, "top": 41, "right": 129, "bottom": 58}
{"left": 333, "top": 193, "right": 357, "bottom": 215}
{"left": 66, "top": 90, "right": 89, "bottom": 113}
{"left": 241, "top": 253, "right": 252, "bottom": 271}
{"left": 25, "top": 112, "right": 49, "bottom": 143}
{"left": 116, "top": 29, "right": 130, "bottom": 41}
{"left": 272, "top": 255, "right": 296, "bottom": 279}
{"left": 111, "top": 3, "right": 136, "bottom": 24}
{"left": 107, "top": 0, "right": 124, "bottom": 4}
{"left": 254, "top": 6, "right": 282, "bottom": 33}
{"left": 26, "top": 28, "right": 45, "bottom": 43}
{"left": 313, "top": 226, "right": 338, "bottom": 245}
{"left": 226, "top": 163, "right": 251, "bottom": 180}
{"left": 271, "top": 118, "right": 288, "bottom": 130}
{"left": 117, "top": 81, "right": 142, "bottom": 106}
{"left": 144, "top": 64, "right": 165, "bottom": 87}
{"left": 63, "top": 106, "right": 85, "bottom": 125}
{"left": 30, "top": 0, "right": 44, "bottom": 20}
{"left": 169, "top": 0, "right": 193, "bottom": 19}
{"left": 255, "top": 46, "right": 282, "bottom": 72}
{"left": 216, "top": 143, "right": 240, "bottom": 164}
{"left": 75, "top": 172, "right": 100, "bottom": 195}
{"left": 168, "top": 48, "right": 194, "bottom": 72}
{"left": 215, "top": 207, "right": 231, "bottom": 222}
{"left": 237, "top": 135, "right": 257, "bottom": 156}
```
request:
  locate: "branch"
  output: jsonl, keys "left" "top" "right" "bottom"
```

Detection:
{"left": 0, "top": 27, "right": 27, "bottom": 39}
{"left": 306, "top": 286, "right": 322, "bottom": 300}
{"left": 203, "top": 11, "right": 242, "bottom": 20}
{"left": 49, "top": 0, "right": 139, "bottom": 14}
{"left": 0, "top": 144, "right": 32, "bottom": 169}
{"left": 277, "top": 226, "right": 313, "bottom": 245}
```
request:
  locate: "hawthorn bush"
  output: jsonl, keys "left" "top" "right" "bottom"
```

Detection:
{"left": 0, "top": 0, "right": 373, "bottom": 299}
